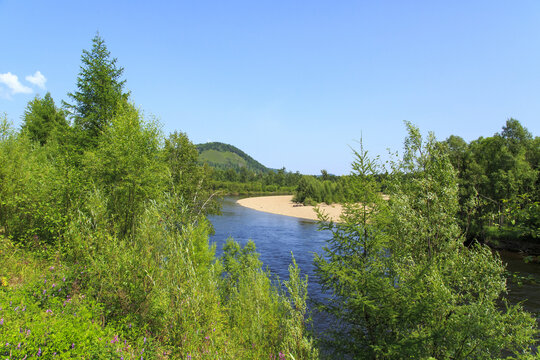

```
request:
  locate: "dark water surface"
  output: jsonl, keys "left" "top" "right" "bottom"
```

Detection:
{"left": 209, "top": 196, "right": 540, "bottom": 330}
{"left": 500, "top": 250, "right": 540, "bottom": 317}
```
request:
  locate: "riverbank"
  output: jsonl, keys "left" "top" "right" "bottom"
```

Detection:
{"left": 237, "top": 195, "right": 343, "bottom": 222}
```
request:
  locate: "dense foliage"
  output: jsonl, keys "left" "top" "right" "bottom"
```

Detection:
{"left": 21, "top": 92, "right": 69, "bottom": 146}
{"left": 293, "top": 174, "right": 346, "bottom": 205}
{"left": 208, "top": 166, "right": 301, "bottom": 195}
{"left": 0, "top": 36, "right": 317, "bottom": 359}
{"left": 292, "top": 170, "right": 388, "bottom": 206}
{"left": 441, "top": 119, "right": 540, "bottom": 250}
{"left": 315, "top": 124, "right": 538, "bottom": 359}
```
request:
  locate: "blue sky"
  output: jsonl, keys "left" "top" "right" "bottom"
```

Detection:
{"left": 1, "top": 1, "right": 539, "bottom": 174}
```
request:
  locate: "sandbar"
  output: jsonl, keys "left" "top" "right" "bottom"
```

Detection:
{"left": 236, "top": 195, "right": 343, "bottom": 222}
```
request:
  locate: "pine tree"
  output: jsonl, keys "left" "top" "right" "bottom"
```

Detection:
{"left": 64, "top": 34, "right": 129, "bottom": 147}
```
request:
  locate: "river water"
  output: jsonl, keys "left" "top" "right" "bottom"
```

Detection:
{"left": 208, "top": 196, "right": 540, "bottom": 332}
{"left": 208, "top": 197, "right": 327, "bottom": 301}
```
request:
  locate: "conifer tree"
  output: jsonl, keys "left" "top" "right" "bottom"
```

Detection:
{"left": 65, "top": 34, "right": 129, "bottom": 147}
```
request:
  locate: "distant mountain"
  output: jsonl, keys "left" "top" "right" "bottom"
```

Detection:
{"left": 196, "top": 142, "right": 270, "bottom": 173}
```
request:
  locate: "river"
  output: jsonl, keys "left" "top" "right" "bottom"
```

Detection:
{"left": 208, "top": 196, "right": 540, "bottom": 332}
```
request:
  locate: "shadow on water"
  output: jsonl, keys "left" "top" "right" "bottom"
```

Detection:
{"left": 499, "top": 250, "right": 540, "bottom": 320}
{"left": 209, "top": 196, "right": 540, "bottom": 336}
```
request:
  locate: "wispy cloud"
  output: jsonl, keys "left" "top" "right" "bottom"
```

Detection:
{"left": 26, "top": 71, "right": 47, "bottom": 89}
{"left": 0, "top": 72, "right": 33, "bottom": 96}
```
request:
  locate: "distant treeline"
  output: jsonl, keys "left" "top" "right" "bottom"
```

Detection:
{"left": 293, "top": 174, "right": 347, "bottom": 205}
{"left": 292, "top": 170, "right": 389, "bottom": 206}
{"left": 207, "top": 167, "right": 301, "bottom": 195}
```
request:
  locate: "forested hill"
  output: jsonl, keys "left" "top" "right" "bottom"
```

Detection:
{"left": 196, "top": 142, "right": 271, "bottom": 173}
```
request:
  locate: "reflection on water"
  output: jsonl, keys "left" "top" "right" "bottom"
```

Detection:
{"left": 209, "top": 196, "right": 540, "bottom": 332}
{"left": 500, "top": 250, "right": 540, "bottom": 318}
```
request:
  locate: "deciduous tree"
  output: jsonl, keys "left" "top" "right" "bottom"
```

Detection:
{"left": 21, "top": 92, "right": 68, "bottom": 145}
{"left": 83, "top": 103, "right": 167, "bottom": 237}
{"left": 164, "top": 131, "right": 219, "bottom": 216}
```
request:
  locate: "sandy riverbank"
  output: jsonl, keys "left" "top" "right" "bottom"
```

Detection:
{"left": 236, "top": 195, "right": 343, "bottom": 222}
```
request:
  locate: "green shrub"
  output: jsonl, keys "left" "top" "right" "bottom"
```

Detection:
{"left": 83, "top": 103, "right": 168, "bottom": 237}
{"left": 0, "top": 130, "right": 70, "bottom": 246}
{"left": 0, "top": 259, "right": 153, "bottom": 359}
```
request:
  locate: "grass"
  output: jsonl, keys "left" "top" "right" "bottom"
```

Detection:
{"left": 199, "top": 149, "right": 248, "bottom": 169}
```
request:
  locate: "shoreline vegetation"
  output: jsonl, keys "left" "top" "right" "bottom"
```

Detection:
{"left": 237, "top": 195, "right": 343, "bottom": 222}
{"left": 2, "top": 34, "right": 539, "bottom": 358}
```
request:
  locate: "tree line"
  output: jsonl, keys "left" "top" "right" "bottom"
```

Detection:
{"left": 208, "top": 166, "right": 301, "bottom": 195}
{"left": 292, "top": 121, "right": 539, "bottom": 253}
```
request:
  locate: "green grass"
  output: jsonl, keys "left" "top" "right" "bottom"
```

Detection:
{"left": 196, "top": 142, "right": 270, "bottom": 172}
{"left": 199, "top": 149, "right": 248, "bottom": 168}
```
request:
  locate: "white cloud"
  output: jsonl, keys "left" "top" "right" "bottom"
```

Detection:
{"left": 0, "top": 72, "right": 32, "bottom": 95}
{"left": 26, "top": 71, "right": 47, "bottom": 89}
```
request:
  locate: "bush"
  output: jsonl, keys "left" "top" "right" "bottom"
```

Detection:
{"left": 0, "top": 129, "right": 70, "bottom": 246}
{"left": 0, "top": 240, "right": 152, "bottom": 359}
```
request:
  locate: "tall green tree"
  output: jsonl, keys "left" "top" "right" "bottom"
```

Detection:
{"left": 314, "top": 140, "right": 391, "bottom": 357}
{"left": 21, "top": 92, "right": 68, "bottom": 145}
{"left": 315, "top": 123, "right": 537, "bottom": 359}
{"left": 83, "top": 102, "right": 167, "bottom": 237}
{"left": 65, "top": 34, "right": 129, "bottom": 147}
{"left": 163, "top": 131, "right": 220, "bottom": 216}
{"left": 500, "top": 118, "right": 533, "bottom": 156}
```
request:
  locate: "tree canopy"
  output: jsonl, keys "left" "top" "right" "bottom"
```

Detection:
{"left": 441, "top": 119, "right": 539, "bottom": 247}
